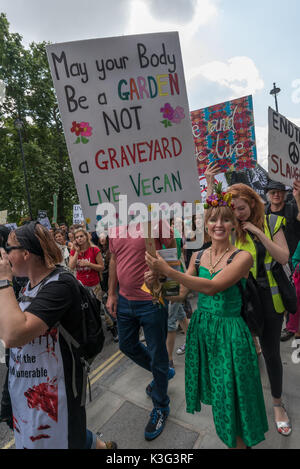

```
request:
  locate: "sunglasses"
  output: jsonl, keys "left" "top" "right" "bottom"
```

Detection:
{"left": 4, "top": 244, "right": 24, "bottom": 254}
{"left": 268, "top": 190, "right": 284, "bottom": 195}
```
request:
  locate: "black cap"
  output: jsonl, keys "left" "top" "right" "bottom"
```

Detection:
{"left": 265, "top": 180, "right": 287, "bottom": 193}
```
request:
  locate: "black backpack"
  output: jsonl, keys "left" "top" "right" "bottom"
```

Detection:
{"left": 195, "top": 249, "right": 264, "bottom": 337}
{"left": 18, "top": 266, "right": 105, "bottom": 405}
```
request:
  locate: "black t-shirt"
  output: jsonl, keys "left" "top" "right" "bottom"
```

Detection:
{"left": 266, "top": 200, "right": 300, "bottom": 257}
{"left": 26, "top": 274, "right": 82, "bottom": 338}
{"left": 9, "top": 271, "right": 86, "bottom": 449}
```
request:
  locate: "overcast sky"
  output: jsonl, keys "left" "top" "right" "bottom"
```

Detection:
{"left": 1, "top": 0, "right": 300, "bottom": 169}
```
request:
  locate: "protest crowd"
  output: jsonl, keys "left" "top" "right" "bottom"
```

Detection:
{"left": 1, "top": 19, "right": 300, "bottom": 452}
{"left": 0, "top": 171, "right": 300, "bottom": 450}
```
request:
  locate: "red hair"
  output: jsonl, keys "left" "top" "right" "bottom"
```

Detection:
{"left": 228, "top": 184, "right": 265, "bottom": 243}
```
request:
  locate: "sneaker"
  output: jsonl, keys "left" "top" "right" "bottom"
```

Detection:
{"left": 280, "top": 329, "right": 294, "bottom": 342}
{"left": 176, "top": 343, "right": 186, "bottom": 355}
{"left": 144, "top": 407, "right": 169, "bottom": 441}
{"left": 145, "top": 367, "right": 175, "bottom": 397}
{"left": 109, "top": 326, "right": 119, "bottom": 343}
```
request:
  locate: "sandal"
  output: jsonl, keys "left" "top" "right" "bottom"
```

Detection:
{"left": 105, "top": 441, "right": 118, "bottom": 449}
{"left": 252, "top": 336, "right": 262, "bottom": 356}
{"left": 273, "top": 403, "right": 292, "bottom": 436}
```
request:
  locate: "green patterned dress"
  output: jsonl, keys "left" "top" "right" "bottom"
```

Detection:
{"left": 185, "top": 266, "right": 268, "bottom": 448}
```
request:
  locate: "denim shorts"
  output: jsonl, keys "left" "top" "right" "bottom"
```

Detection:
{"left": 167, "top": 302, "right": 186, "bottom": 331}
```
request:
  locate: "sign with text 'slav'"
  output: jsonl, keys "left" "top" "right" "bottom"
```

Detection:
{"left": 191, "top": 95, "right": 257, "bottom": 176}
{"left": 268, "top": 107, "right": 300, "bottom": 186}
{"left": 46, "top": 33, "right": 200, "bottom": 230}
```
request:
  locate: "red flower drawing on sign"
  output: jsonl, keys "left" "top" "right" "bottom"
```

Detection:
{"left": 70, "top": 121, "right": 93, "bottom": 144}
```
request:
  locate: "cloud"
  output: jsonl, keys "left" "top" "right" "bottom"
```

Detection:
{"left": 291, "top": 79, "right": 300, "bottom": 104}
{"left": 147, "top": 0, "right": 198, "bottom": 24}
{"left": 2, "top": 0, "right": 132, "bottom": 46}
{"left": 188, "top": 56, "right": 264, "bottom": 99}
{"left": 126, "top": 0, "right": 218, "bottom": 37}
{"left": 255, "top": 125, "right": 268, "bottom": 170}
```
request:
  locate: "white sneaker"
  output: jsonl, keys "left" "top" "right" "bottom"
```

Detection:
{"left": 176, "top": 343, "right": 186, "bottom": 355}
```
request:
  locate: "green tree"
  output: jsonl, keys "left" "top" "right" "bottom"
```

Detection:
{"left": 0, "top": 13, "right": 78, "bottom": 226}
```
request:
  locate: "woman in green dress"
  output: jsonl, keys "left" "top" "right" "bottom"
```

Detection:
{"left": 145, "top": 191, "right": 268, "bottom": 449}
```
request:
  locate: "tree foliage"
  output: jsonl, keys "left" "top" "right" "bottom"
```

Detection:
{"left": 0, "top": 13, "right": 78, "bottom": 225}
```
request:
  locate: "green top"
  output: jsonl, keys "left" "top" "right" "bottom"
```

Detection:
{"left": 185, "top": 265, "right": 268, "bottom": 448}
{"left": 292, "top": 240, "right": 300, "bottom": 270}
{"left": 196, "top": 266, "right": 246, "bottom": 318}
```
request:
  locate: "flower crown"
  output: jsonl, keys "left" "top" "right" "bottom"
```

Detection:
{"left": 204, "top": 182, "right": 234, "bottom": 209}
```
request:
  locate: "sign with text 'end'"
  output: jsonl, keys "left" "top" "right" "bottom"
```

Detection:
{"left": 268, "top": 107, "right": 300, "bottom": 186}
{"left": 46, "top": 32, "right": 200, "bottom": 230}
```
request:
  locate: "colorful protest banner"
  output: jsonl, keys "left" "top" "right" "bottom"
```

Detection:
{"left": 268, "top": 108, "right": 300, "bottom": 186}
{"left": 191, "top": 95, "right": 257, "bottom": 176}
{"left": 46, "top": 33, "right": 201, "bottom": 231}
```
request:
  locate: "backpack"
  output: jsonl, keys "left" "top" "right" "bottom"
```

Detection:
{"left": 195, "top": 249, "right": 264, "bottom": 337}
{"left": 18, "top": 266, "right": 105, "bottom": 405}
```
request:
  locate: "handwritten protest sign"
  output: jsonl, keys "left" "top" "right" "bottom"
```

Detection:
{"left": 73, "top": 204, "right": 84, "bottom": 225}
{"left": 268, "top": 107, "right": 300, "bottom": 186}
{"left": 38, "top": 210, "right": 52, "bottom": 230}
{"left": 46, "top": 32, "right": 200, "bottom": 231}
{"left": 198, "top": 173, "right": 228, "bottom": 203}
{"left": 5, "top": 223, "right": 17, "bottom": 231}
{"left": 191, "top": 95, "right": 257, "bottom": 176}
{"left": 0, "top": 210, "right": 7, "bottom": 225}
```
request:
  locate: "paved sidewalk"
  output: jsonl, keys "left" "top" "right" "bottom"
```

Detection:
{"left": 87, "top": 331, "right": 300, "bottom": 449}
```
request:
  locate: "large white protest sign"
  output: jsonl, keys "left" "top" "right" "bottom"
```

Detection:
{"left": 46, "top": 33, "right": 201, "bottom": 231}
{"left": 268, "top": 107, "right": 300, "bottom": 186}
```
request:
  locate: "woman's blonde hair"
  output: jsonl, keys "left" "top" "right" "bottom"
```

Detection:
{"left": 74, "top": 228, "right": 92, "bottom": 247}
{"left": 228, "top": 183, "right": 265, "bottom": 243}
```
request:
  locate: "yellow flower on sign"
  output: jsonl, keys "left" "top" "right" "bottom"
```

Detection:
{"left": 86, "top": 218, "right": 91, "bottom": 224}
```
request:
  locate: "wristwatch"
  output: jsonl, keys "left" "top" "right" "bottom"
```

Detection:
{"left": 0, "top": 280, "right": 13, "bottom": 290}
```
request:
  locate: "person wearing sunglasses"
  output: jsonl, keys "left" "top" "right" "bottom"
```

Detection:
{"left": 0, "top": 222, "right": 116, "bottom": 449}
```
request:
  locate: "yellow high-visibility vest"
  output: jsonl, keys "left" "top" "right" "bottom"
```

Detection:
{"left": 233, "top": 214, "right": 285, "bottom": 313}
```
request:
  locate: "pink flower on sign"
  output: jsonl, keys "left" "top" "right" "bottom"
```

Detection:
{"left": 160, "top": 103, "right": 174, "bottom": 121}
{"left": 80, "top": 122, "right": 93, "bottom": 137}
{"left": 171, "top": 106, "right": 185, "bottom": 124}
{"left": 72, "top": 121, "right": 93, "bottom": 144}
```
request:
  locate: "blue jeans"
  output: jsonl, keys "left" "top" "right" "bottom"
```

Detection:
{"left": 117, "top": 294, "right": 170, "bottom": 409}
{"left": 86, "top": 429, "right": 97, "bottom": 449}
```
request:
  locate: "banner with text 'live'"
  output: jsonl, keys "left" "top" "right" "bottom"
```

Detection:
{"left": 46, "top": 32, "right": 200, "bottom": 231}
{"left": 191, "top": 95, "right": 257, "bottom": 176}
